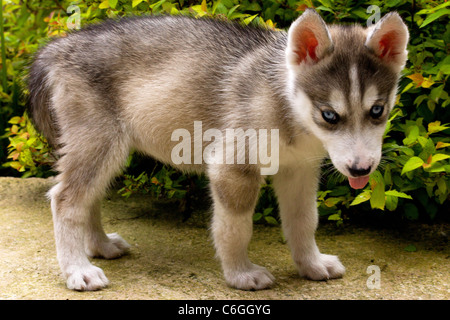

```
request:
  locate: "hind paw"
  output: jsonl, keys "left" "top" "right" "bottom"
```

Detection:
{"left": 86, "top": 233, "right": 131, "bottom": 259}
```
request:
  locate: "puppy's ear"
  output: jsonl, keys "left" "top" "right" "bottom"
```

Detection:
{"left": 286, "top": 9, "right": 333, "bottom": 67}
{"left": 365, "top": 12, "right": 409, "bottom": 72}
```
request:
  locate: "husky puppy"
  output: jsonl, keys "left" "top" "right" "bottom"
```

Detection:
{"left": 28, "top": 9, "right": 408, "bottom": 291}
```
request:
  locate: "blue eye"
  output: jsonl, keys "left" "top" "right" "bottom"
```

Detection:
{"left": 322, "top": 110, "right": 339, "bottom": 124}
{"left": 370, "top": 105, "right": 384, "bottom": 119}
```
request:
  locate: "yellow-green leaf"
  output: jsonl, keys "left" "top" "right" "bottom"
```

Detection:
{"left": 132, "top": 0, "right": 144, "bottom": 8}
{"left": 9, "top": 161, "right": 22, "bottom": 171}
{"left": 385, "top": 190, "right": 412, "bottom": 199}
{"left": 431, "top": 154, "right": 450, "bottom": 163}
{"left": 401, "top": 157, "right": 424, "bottom": 175}
{"left": 436, "top": 141, "right": 450, "bottom": 149}
{"left": 243, "top": 14, "right": 258, "bottom": 25}
{"left": 328, "top": 213, "right": 342, "bottom": 221}
{"left": 420, "top": 9, "right": 450, "bottom": 28}
{"left": 264, "top": 216, "right": 278, "bottom": 225}
{"left": 407, "top": 73, "right": 435, "bottom": 88}
{"left": 8, "top": 116, "right": 22, "bottom": 124}
{"left": 422, "top": 76, "right": 434, "bottom": 88}
{"left": 369, "top": 171, "right": 385, "bottom": 210}
{"left": 11, "top": 125, "right": 19, "bottom": 134}
{"left": 428, "top": 121, "right": 449, "bottom": 134}
{"left": 99, "top": 0, "right": 110, "bottom": 9}
{"left": 350, "top": 190, "right": 371, "bottom": 206}
{"left": 201, "top": 0, "right": 207, "bottom": 12}
{"left": 406, "top": 73, "right": 424, "bottom": 87}
{"left": 109, "top": 0, "right": 118, "bottom": 9}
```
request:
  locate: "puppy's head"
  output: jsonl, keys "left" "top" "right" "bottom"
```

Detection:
{"left": 286, "top": 9, "right": 409, "bottom": 189}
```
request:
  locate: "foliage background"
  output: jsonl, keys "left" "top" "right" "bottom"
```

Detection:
{"left": 0, "top": 0, "right": 449, "bottom": 224}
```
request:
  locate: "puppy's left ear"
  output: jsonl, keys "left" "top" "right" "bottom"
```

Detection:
{"left": 365, "top": 12, "right": 409, "bottom": 72}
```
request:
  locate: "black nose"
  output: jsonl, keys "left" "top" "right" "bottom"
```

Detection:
{"left": 348, "top": 166, "right": 371, "bottom": 177}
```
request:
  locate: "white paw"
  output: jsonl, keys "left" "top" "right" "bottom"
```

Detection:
{"left": 224, "top": 264, "right": 275, "bottom": 290}
{"left": 86, "top": 233, "right": 131, "bottom": 259}
{"left": 297, "top": 254, "right": 345, "bottom": 280}
{"left": 65, "top": 264, "right": 109, "bottom": 291}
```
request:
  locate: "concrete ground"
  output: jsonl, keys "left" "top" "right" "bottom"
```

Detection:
{"left": 0, "top": 177, "right": 448, "bottom": 300}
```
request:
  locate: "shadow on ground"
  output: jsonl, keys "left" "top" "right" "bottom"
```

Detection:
{"left": 0, "top": 177, "right": 448, "bottom": 300}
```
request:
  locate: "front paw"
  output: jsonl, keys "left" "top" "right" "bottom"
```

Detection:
{"left": 65, "top": 264, "right": 109, "bottom": 291}
{"left": 224, "top": 263, "right": 275, "bottom": 290}
{"left": 297, "top": 254, "right": 345, "bottom": 280}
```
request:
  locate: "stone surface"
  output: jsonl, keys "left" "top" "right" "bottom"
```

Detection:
{"left": 0, "top": 177, "right": 448, "bottom": 300}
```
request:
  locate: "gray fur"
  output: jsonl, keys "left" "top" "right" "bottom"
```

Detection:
{"left": 28, "top": 10, "right": 408, "bottom": 291}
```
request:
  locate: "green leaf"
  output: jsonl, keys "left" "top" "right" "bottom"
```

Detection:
{"left": 317, "top": 0, "right": 333, "bottom": 7}
{"left": 264, "top": 216, "right": 278, "bottom": 225}
{"left": 132, "top": 0, "right": 144, "bottom": 8}
{"left": 167, "top": 189, "right": 176, "bottom": 198}
{"left": 324, "top": 197, "right": 345, "bottom": 207}
{"left": 403, "top": 125, "right": 419, "bottom": 145}
{"left": 244, "top": 1, "right": 261, "bottom": 11}
{"left": 401, "top": 157, "right": 424, "bottom": 175}
{"left": 109, "top": 0, "right": 118, "bottom": 9}
{"left": 329, "top": 185, "right": 350, "bottom": 197}
{"left": 150, "top": 0, "right": 166, "bottom": 10}
{"left": 8, "top": 116, "right": 21, "bottom": 124}
{"left": 386, "top": 0, "right": 402, "bottom": 7}
{"left": 437, "top": 177, "right": 447, "bottom": 195}
{"left": 263, "top": 207, "right": 273, "bottom": 216}
{"left": 350, "top": 190, "right": 371, "bottom": 206}
{"left": 385, "top": 195, "right": 398, "bottom": 211}
{"left": 243, "top": 14, "right": 258, "bottom": 25}
{"left": 385, "top": 190, "right": 412, "bottom": 199}
{"left": 425, "top": 163, "right": 447, "bottom": 173}
{"left": 417, "top": 136, "right": 428, "bottom": 148}
{"left": 227, "top": 4, "right": 240, "bottom": 18}
{"left": 428, "top": 121, "right": 449, "bottom": 134}
{"left": 416, "top": 2, "right": 450, "bottom": 15}
{"left": 99, "top": 1, "right": 110, "bottom": 9}
{"left": 420, "top": 9, "right": 450, "bottom": 28}
{"left": 370, "top": 181, "right": 385, "bottom": 210}
{"left": 328, "top": 213, "right": 342, "bottom": 221}
{"left": 253, "top": 212, "right": 263, "bottom": 222}
{"left": 430, "top": 85, "right": 445, "bottom": 102}
{"left": 316, "top": 5, "right": 334, "bottom": 13}
{"left": 404, "top": 244, "right": 417, "bottom": 252}
{"left": 399, "top": 146, "right": 415, "bottom": 156}
{"left": 211, "top": 0, "right": 221, "bottom": 15}
{"left": 401, "top": 82, "right": 414, "bottom": 94}
{"left": 431, "top": 153, "right": 450, "bottom": 163}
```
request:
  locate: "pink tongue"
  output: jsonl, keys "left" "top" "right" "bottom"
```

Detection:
{"left": 348, "top": 176, "right": 370, "bottom": 189}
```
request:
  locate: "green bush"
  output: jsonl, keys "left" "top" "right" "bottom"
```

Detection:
{"left": 1, "top": 113, "right": 53, "bottom": 177}
{"left": 1, "top": 0, "right": 449, "bottom": 223}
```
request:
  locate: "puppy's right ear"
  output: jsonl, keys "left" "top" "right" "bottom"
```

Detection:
{"left": 286, "top": 9, "right": 333, "bottom": 67}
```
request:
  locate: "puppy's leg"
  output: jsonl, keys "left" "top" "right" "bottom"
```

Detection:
{"left": 273, "top": 166, "right": 345, "bottom": 280}
{"left": 209, "top": 166, "right": 274, "bottom": 290}
{"left": 84, "top": 200, "right": 131, "bottom": 259}
{"left": 50, "top": 136, "right": 130, "bottom": 291}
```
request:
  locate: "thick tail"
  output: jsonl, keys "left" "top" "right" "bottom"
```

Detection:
{"left": 27, "top": 51, "right": 59, "bottom": 149}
